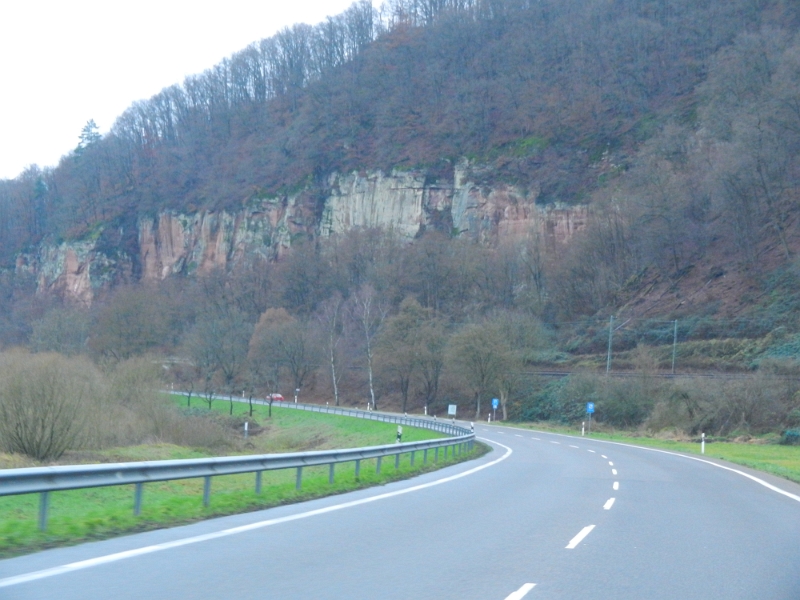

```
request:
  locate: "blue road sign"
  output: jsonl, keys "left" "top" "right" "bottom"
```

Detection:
{"left": 492, "top": 398, "right": 499, "bottom": 409}
{"left": 586, "top": 402, "right": 595, "bottom": 414}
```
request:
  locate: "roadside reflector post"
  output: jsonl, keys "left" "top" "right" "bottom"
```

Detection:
{"left": 296, "top": 467, "right": 303, "bottom": 490}
{"left": 701, "top": 432, "right": 705, "bottom": 455}
{"left": 134, "top": 482, "right": 143, "bottom": 516}
{"left": 203, "top": 476, "right": 211, "bottom": 507}
{"left": 39, "top": 491, "right": 49, "bottom": 531}
{"left": 582, "top": 422, "right": 585, "bottom": 436}
{"left": 244, "top": 421, "right": 249, "bottom": 439}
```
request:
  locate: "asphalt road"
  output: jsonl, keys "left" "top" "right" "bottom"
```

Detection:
{"left": 1, "top": 424, "right": 799, "bottom": 599}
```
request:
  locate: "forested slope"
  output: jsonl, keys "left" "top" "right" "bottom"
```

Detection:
{"left": 1, "top": 0, "right": 800, "bottom": 436}
{"left": 2, "top": 0, "right": 797, "bottom": 261}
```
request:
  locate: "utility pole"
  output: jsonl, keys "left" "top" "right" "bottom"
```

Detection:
{"left": 671, "top": 319, "right": 678, "bottom": 375}
{"left": 606, "top": 315, "right": 614, "bottom": 375}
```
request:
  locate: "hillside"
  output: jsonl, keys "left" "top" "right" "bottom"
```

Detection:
{"left": 1, "top": 0, "right": 800, "bottom": 436}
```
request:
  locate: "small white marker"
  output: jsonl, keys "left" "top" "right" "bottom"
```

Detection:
{"left": 504, "top": 583, "right": 536, "bottom": 600}
{"left": 603, "top": 497, "right": 616, "bottom": 510}
{"left": 608, "top": 461, "right": 614, "bottom": 466}
{"left": 566, "top": 525, "right": 596, "bottom": 549}
{"left": 613, "top": 481, "right": 619, "bottom": 490}
{"left": 612, "top": 469, "right": 617, "bottom": 475}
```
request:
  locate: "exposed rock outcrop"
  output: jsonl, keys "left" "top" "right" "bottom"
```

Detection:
{"left": 20, "top": 165, "right": 586, "bottom": 304}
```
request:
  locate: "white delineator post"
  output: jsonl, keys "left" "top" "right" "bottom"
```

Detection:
{"left": 701, "top": 432, "right": 705, "bottom": 455}
{"left": 582, "top": 422, "right": 585, "bottom": 436}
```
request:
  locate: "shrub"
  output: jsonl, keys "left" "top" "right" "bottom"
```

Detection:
{"left": 780, "top": 429, "right": 800, "bottom": 445}
{"left": 0, "top": 352, "right": 103, "bottom": 461}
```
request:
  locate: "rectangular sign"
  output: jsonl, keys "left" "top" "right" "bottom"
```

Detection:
{"left": 447, "top": 404, "right": 457, "bottom": 416}
{"left": 586, "top": 402, "right": 595, "bottom": 414}
{"left": 492, "top": 398, "right": 499, "bottom": 409}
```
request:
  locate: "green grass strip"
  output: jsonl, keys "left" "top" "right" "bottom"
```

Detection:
{"left": 510, "top": 423, "right": 800, "bottom": 484}
{"left": 0, "top": 404, "right": 485, "bottom": 558}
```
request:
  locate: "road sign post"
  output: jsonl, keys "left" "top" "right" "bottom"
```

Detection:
{"left": 586, "top": 402, "right": 595, "bottom": 434}
{"left": 492, "top": 398, "right": 499, "bottom": 422}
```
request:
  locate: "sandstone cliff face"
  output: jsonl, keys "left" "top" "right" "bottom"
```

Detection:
{"left": 22, "top": 166, "right": 586, "bottom": 303}
{"left": 322, "top": 164, "right": 586, "bottom": 246}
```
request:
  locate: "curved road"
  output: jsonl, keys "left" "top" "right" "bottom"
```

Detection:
{"left": 1, "top": 424, "right": 799, "bottom": 599}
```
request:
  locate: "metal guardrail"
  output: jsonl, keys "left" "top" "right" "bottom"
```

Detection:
{"left": 0, "top": 399, "right": 475, "bottom": 531}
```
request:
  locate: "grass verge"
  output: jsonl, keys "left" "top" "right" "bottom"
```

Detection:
{"left": 0, "top": 405, "right": 485, "bottom": 558}
{"left": 508, "top": 422, "right": 800, "bottom": 484}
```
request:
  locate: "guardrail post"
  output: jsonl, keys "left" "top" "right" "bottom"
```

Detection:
{"left": 376, "top": 456, "right": 382, "bottom": 474}
{"left": 134, "top": 482, "right": 143, "bottom": 516}
{"left": 256, "top": 471, "right": 263, "bottom": 495}
{"left": 39, "top": 491, "right": 49, "bottom": 531}
{"left": 410, "top": 451, "right": 415, "bottom": 466}
{"left": 423, "top": 449, "right": 428, "bottom": 464}
{"left": 203, "top": 476, "right": 212, "bottom": 507}
{"left": 355, "top": 459, "right": 361, "bottom": 479}
{"left": 435, "top": 447, "right": 439, "bottom": 463}
{"left": 329, "top": 463, "right": 335, "bottom": 484}
{"left": 296, "top": 467, "right": 303, "bottom": 490}
{"left": 395, "top": 453, "right": 400, "bottom": 469}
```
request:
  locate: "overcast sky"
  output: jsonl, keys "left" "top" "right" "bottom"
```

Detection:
{"left": 0, "top": 0, "right": 364, "bottom": 180}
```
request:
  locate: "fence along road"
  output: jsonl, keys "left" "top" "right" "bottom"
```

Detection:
{"left": 0, "top": 400, "right": 474, "bottom": 531}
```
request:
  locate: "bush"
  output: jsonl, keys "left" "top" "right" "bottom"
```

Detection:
{"left": 780, "top": 429, "right": 800, "bottom": 445}
{"left": 0, "top": 352, "right": 103, "bottom": 461}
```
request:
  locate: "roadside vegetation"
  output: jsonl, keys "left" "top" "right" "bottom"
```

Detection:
{"left": 509, "top": 421, "right": 800, "bottom": 485}
{"left": 0, "top": 390, "right": 483, "bottom": 558}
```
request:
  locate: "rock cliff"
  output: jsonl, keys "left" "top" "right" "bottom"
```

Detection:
{"left": 20, "top": 165, "right": 586, "bottom": 304}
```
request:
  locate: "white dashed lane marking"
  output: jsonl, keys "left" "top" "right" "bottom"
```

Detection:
{"left": 569, "top": 445, "right": 579, "bottom": 448}
{"left": 601, "top": 455, "right": 608, "bottom": 459}
{"left": 566, "top": 525, "right": 596, "bottom": 549}
{"left": 613, "top": 482, "right": 619, "bottom": 490}
{"left": 588, "top": 450, "right": 595, "bottom": 453}
{"left": 532, "top": 437, "right": 540, "bottom": 440}
{"left": 608, "top": 461, "right": 614, "bottom": 466}
{"left": 612, "top": 469, "right": 618, "bottom": 475}
{"left": 504, "top": 583, "right": 536, "bottom": 600}
{"left": 603, "top": 498, "right": 616, "bottom": 510}
{"left": 550, "top": 441, "right": 561, "bottom": 445}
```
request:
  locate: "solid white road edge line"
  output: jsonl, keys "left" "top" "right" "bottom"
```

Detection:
{"left": 566, "top": 525, "right": 596, "bottom": 549}
{"left": 0, "top": 439, "right": 513, "bottom": 589}
{"left": 603, "top": 498, "right": 616, "bottom": 510}
{"left": 505, "top": 582, "right": 537, "bottom": 600}
{"left": 511, "top": 426, "right": 800, "bottom": 504}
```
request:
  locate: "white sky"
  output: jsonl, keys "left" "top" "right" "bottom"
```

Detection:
{"left": 0, "top": 0, "right": 364, "bottom": 180}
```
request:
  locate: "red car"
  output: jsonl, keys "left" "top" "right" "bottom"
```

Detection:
{"left": 267, "top": 393, "right": 284, "bottom": 402}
